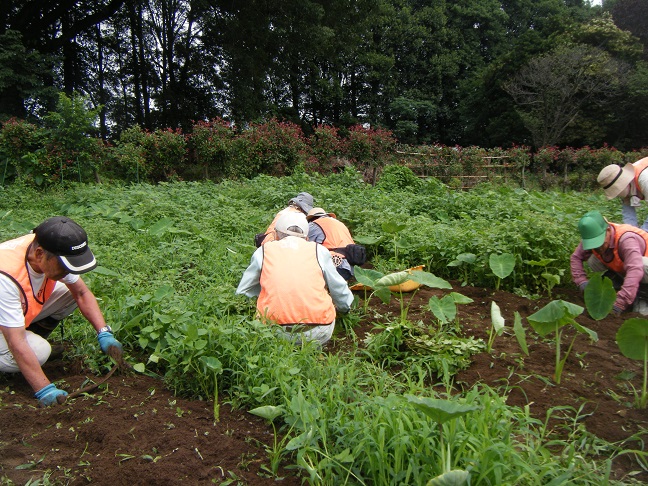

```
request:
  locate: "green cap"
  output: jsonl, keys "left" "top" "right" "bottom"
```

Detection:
{"left": 578, "top": 211, "right": 608, "bottom": 250}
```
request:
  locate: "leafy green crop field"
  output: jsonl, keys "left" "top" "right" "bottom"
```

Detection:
{"left": 0, "top": 172, "right": 642, "bottom": 484}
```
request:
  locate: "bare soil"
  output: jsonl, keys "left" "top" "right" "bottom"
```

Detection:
{"left": 1, "top": 281, "right": 647, "bottom": 484}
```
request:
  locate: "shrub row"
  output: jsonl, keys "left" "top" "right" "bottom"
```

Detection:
{"left": 1, "top": 94, "right": 647, "bottom": 187}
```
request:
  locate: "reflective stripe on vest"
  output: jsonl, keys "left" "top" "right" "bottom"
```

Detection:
{"left": 257, "top": 237, "right": 335, "bottom": 325}
{"left": 312, "top": 217, "right": 354, "bottom": 259}
{"left": 593, "top": 223, "right": 648, "bottom": 274}
{"left": 0, "top": 234, "right": 56, "bottom": 327}
{"left": 633, "top": 157, "right": 648, "bottom": 200}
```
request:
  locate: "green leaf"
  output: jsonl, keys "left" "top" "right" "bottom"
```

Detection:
{"left": 375, "top": 286, "right": 392, "bottom": 304}
{"left": 376, "top": 271, "right": 409, "bottom": 287}
{"left": 527, "top": 300, "right": 584, "bottom": 337}
{"left": 427, "top": 296, "right": 457, "bottom": 324}
{"left": 616, "top": 318, "right": 648, "bottom": 360}
{"left": 427, "top": 470, "right": 470, "bottom": 486}
{"left": 200, "top": 356, "right": 223, "bottom": 373}
{"left": 381, "top": 221, "right": 407, "bottom": 234}
{"left": 405, "top": 395, "right": 480, "bottom": 424}
{"left": 92, "top": 266, "right": 120, "bottom": 277}
{"left": 513, "top": 312, "right": 529, "bottom": 356}
{"left": 133, "top": 363, "right": 146, "bottom": 373}
{"left": 148, "top": 217, "right": 174, "bottom": 236}
{"left": 449, "top": 292, "right": 473, "bottom": 304}
{"left": 353, "top": 235, "right": 383, "bottom": 245}
{"left": 490, "top": 302, "right": 505, "bottom": 335}
{"left": 584, "top": 273, "right": 616, "bottom": 320}
{"left": 489, "top": 253, "right": 515, "bottom": 279}
{"left": 410, "top": 271, "right": 452, "bottom": 289}
{"left": 249, "top": 405, "right": 284, "bottom": 421}
{"left": 354, "top": 267, "right": 384, "bottom": 288}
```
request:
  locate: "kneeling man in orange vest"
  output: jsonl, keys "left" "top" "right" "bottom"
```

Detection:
{"left": 236, "top": 212, "right": 354, "bottom": 345}
{"left": 0, "top": 217, "right": 122, "bottom": 406}
{"left": 571, "top": 210, "right": 648, "bottom": 316}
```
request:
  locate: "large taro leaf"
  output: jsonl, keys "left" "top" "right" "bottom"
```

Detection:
{"left": 584, "top": 272, "right": 616, "bottom": 320}
{"left": 527, "top": 300, "right": 584, "bottom": 337}
{"left": 489, "top": 253, "right": 515, "bottom": 279}
{"left": 354, "top": 266, "right": 384, "bottom": 288}
{"left": 405, "top": 395, "right": 480, "bottom": 425}
{"left": 382, "top": 221, "right": 407, "bottom": 234}
{"left": 490, "top": 302, "right": 505, "bottom": 335}
{"left": 428, "top": 295, "right": 457, "bottom": 324}
{"left": 249, "top": 405, "right": 284, "bottom": 421}
{"left": 449, "top": 292, "right": 473, "bottom": 304}
{"left": 353, "top": 235, "right": 383, "bottom": 246}
{"left": 447, "top": 253, "right": 476, "bottom": 267}
{"left": 410, "top": 271, "right": 452, "bottom": 289}
{"left": 376, "top": 271, "right": 409, "bottom": 288}
{"left": 513, "top": 311, "right": 529, "bottom": 356}
{"left": 616, "top": 318, "right": 648, "bottom": 360}
{"left": 427, "top": 470, "right": 470, "bottom": 486}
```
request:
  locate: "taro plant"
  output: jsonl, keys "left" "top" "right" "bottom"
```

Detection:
{"left": 405, "top": 395, "right": 480, "bottom": 485}
{"left": 200, "top": 356, "right": 223, "bottom": 422}
{"left": 615, "top": 318, "right": 648, "bottom": 408}
{"left": 487, "top": 302, "right": 506, "bottom": 353}
{"left": 354, "top": 266, "right": 452, "bottom": 323}
{"left": 447, "top": 252, "right": 477, "bottom": 287}
{"left": 381, "top": 220, "right": 407, "bottom": 265}
{"left": 248, "top": 405, "right": 294, "bottom": 476}
{"left": 527, "top": 300, "right": 598, "bottom": 384}
{"left": 427, "top": 292, "right": 474, "bottom": 328}
{"left": 584, "top": 272, "right": 616, "bottom": 320}
{"left": 524, "top": 258, "right": 564, "bottom": 297}
{"left": 489, "top": 253, "right": 515, "bottom": 291}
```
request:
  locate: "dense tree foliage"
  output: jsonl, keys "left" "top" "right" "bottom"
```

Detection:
{"left": 0, "top": 0, "right": 646, "bottom": 150}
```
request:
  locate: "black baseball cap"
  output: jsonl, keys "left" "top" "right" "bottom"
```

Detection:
{"left": 33, "top": 217, "right": 97, "bottom": 274}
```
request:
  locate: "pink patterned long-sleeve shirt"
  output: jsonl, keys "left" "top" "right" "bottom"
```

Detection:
{"left": 570, "top": 226, "right": 646, "bottom": 310}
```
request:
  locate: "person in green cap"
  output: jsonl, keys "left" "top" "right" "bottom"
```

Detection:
{"left": 570, "top": 210, "right": 648, "bottom": 315}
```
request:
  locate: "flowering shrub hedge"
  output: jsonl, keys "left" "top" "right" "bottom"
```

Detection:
{"left": 1, "top": 99, "right": 648, "bottom": 187}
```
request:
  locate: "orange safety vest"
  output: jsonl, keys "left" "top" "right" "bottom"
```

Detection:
{"left": 0, "top": 234, "right": 56, "bottom": 327}
{"left": 257, "top": 238, "right": 335, "bottom": 325}
{"left": 633, "top": 157, "right": 648, "bottom": 200}
{"left": 593, "top": 223, "right": 648, "bottom": 274}
{"left": 311, "top": 216, "right": 354, "bottom": 259}
{"left": 261, "top": 206, "right": 303, "bottom": 245}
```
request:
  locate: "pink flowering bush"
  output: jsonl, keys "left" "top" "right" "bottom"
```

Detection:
{"left": 188, "top": 118, "right": 235, "bottom": 180}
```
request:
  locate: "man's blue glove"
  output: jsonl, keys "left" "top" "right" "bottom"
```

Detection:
{"left": 579, "top": 282, "right": 588, "bottom": 293}
{"left": 97, "top": 331, "right": 123, "bottom": 357}
{"left": 612, "top": 306, "right": 623, "bottom": 316}
{"left": 35, "top": 383, "right": 68, "bottom": 407}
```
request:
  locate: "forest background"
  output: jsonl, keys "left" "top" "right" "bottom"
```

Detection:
{"left": 1, "top": 0, "right": 647, "bottom": 186}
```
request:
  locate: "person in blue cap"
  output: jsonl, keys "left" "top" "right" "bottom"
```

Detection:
{"left": 0, "top": 217, "right": 122, "bottom": 406}
{"left": 570, "top": 210, "right": 648, "bottom": 316}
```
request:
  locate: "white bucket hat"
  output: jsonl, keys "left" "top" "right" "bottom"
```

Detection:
{"left": 275, "top": 212, "right": 308, "bottom": 239}
{"left": 597, "top": 163, "right": 635, "bottom": 199}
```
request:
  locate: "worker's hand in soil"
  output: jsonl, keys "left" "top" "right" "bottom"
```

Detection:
{"left": 97, "top": 330, "right": 123, "bottom": 358}
{"left": 35, "top": 383, "right": 68, "bottom": 407}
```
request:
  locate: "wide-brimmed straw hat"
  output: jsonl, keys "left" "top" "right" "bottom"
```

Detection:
{"left": 597, "top": 164, "right": 635, "bottom": 199}
{"left": 306, "top": 207, "right": 333, "bottom": 221}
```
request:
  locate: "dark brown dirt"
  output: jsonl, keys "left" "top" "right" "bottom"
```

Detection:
{"left": 1, "top": 281, "right": 647, "bottom": 484}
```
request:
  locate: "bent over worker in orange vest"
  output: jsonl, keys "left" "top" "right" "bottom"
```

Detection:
{"left": 306, "top": 207, "right": 365, "bottom": 281}
{"left": 570, "top": 210, "right": 648, "bottom": 316}
{"left": 237, "top": 212, "right": 354, "bottom": 346}
{"left": 0, "top": 217, "right": 122, "bottom": 406}
{"left": 254, "top": 192, "right": 314, "bottom": 247}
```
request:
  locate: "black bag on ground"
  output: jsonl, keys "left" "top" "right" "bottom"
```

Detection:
{"left": 254, "top": 232, "right": 267, "bottom": 248}
{"left": 334, "top": 244, "right": 367, "bottom": 266}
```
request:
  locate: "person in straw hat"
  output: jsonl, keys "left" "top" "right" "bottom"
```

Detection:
{"left": 570, "top": 210, "right": 648, "bottom": 316}
{"left": 597, "top": 157, "right": 648, "bottom": 231}
{"left": 237, "top": 211, "right": 353, "bottom": 346}
{"left": 306, "top": 207, "right": 365, "bottom": 281}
